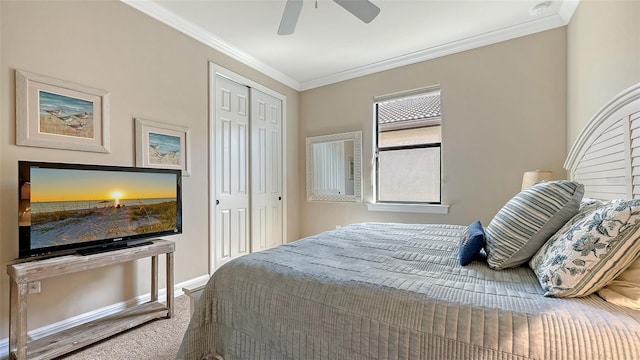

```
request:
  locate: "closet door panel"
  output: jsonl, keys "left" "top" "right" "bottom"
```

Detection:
{"left": 251, "top": 89, "right": 283, "bottom": 252}
{"left": 214, "top": 75, "right": 250, "bottom": 268}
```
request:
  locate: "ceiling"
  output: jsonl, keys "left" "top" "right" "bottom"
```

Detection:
{"left": 123, "top": 0, "right": 579, "bottom": 91}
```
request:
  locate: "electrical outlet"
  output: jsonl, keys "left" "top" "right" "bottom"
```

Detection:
{"left": 28, "top": 281, "right": 41, "bottom": 294}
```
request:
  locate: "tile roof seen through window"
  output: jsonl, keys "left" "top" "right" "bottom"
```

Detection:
{"left": 378, "top": 92, "right": 441, "bottom": 131}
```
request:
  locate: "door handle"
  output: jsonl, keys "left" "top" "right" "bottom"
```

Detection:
{"left": 216, "top": 199, "right": 220, "bottom": 205}
{"left": 278, "top": 196, "right": 282, "bottom": 201}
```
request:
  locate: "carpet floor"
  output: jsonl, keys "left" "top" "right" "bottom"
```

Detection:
{"left": 56, "top": 295, "right": 191, "bottom": 360}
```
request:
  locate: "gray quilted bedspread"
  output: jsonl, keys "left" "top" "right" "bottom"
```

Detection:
{"left": 177, "top": 223, "right": 640, "bottom": 360}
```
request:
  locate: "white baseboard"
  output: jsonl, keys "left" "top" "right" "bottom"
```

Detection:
{"left": 0, "top": 274, "right": 210, "bottom": 360}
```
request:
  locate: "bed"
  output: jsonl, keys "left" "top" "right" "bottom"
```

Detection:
{"left": 177, "top": 83, "right": 640, "bottom": 360}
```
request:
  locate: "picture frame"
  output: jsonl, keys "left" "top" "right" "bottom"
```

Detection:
{"left": 135, "top": 118, "right": 191, "bottom": 176}
{"left": 15, "top": 69, "right": 110, "bottom": 153}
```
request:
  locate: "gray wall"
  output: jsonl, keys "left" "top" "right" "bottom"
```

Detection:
{"left": 0, "top": 1, "right": 299, "bottom": 339}
{"left": 567, "top": 0, "right": 640, "bottom": 150}
{"left": 299, "top": 28, "right": 568, "bottom": 236}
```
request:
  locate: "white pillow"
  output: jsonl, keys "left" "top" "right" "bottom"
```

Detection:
{"left": 598, "top": 257, "right": 640, "bottom": 310}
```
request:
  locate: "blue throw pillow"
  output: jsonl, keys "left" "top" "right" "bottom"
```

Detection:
{"left": 459, "top": 220, "right": 486, "bottom": 266}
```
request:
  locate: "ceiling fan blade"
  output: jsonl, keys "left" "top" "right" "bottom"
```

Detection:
{"left": 333, "top": 0, "right": 380, "bottom": 24}
{"left": 278, "top": 0, "right": 303, "bottom": 35}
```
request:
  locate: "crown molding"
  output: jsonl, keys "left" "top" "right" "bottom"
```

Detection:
{"left": 558, "top": 0, "right": 581, "bottom": 24}
{"left": 300, "top": 11, "right": 576, "bottom": 90}
{"left": 122, "top": 0, "right": 580, "bottom": 92}
{"left": 121, "top": 0, "right": 301, "bottom": 90}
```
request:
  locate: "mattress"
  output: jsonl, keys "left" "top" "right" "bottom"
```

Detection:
{"left": 177, "top": 222, "right": 640, "bottom": 360}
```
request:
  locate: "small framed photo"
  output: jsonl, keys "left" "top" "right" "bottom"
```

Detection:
{"left": 135, "top": 118, "right": 191, "bottom": 176}
{"left": 15, "top": 69, "right": 110, "bottom": 153}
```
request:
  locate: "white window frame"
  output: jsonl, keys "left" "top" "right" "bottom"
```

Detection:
{"left": 368, "top": 86, "right": 449, "bottom": 214}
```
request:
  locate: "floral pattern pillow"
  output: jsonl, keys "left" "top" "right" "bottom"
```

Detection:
{"left": 579, "top": 197, "right": 606, "bottom": 210}
{"left": 530, "top": 199, "right": 640, "bottom": 297}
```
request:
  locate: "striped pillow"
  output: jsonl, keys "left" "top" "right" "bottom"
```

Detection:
{"left": 484, "top": 180, "right": 584, "bottom": 270}
{"left": 530, "top": 199, "right": 640, "bottom": 297}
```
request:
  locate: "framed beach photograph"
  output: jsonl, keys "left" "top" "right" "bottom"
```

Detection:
{"left": 15, "top": 69, "right": 110, "bottom": 153}
{"left": 135, "top": 118, "right": 191, "bottom": 176}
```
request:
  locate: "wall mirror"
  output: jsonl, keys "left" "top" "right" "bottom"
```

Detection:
{"left": 306, "top": 131, "right": 362, "bottom": 202}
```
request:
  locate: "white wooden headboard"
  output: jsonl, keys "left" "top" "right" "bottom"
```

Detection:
{"left": 565, "top": 83, "right": 640, "bottom": 201}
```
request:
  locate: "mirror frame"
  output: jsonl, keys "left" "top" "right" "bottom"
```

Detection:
{"left": 306, "top": 131, "right": 362, "bottom": 202}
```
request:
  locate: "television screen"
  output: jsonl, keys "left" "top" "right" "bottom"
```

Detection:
{"left": 18, "top": 161, "right": 182, "bottom": 259}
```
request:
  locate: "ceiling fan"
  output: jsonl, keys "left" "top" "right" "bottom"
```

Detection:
{"left": 278, "top": 0, "right": 380, "bottom": 35}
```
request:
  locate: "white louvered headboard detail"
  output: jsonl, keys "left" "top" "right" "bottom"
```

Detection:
{"left": 630, "top": 110, "right": 640, "bottom": 199}
{"left": 565, "top": 83, "right": 640, "bottom": 201}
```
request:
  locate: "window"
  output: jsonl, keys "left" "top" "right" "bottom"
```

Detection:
{"left": 374, "top": 89, "right": 442, "bottom": 204}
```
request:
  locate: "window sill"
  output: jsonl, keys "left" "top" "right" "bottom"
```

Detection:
{"left": 366, "top": 202, "right": 449, "bottom": 214}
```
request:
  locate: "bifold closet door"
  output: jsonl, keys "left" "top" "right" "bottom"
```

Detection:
{"left": 214, "top": 75, "right": 250, "bottom": 268}
{"left": 250, "top": 89, "right": 283, "bottom": 252}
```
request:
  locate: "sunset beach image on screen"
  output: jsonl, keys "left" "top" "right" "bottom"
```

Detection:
{"left": 29, "top": 167, "right": 178, "bottom": 249}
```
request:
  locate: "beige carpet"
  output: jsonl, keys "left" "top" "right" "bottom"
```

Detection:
{"left": 56, "top": 295, "right": 191, "bottom": 360}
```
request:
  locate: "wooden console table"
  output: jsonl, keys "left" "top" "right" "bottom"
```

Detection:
{"left": 6, "top": 240, "right": 175, "bottom": 360}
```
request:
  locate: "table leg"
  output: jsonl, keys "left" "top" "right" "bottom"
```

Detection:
{"left": 10, "top": 279, "right": 28, "bottom": 360}
{"left": 151, "top": 255, "right": 158, "bottom": 302}
{"left": 166, "top": 252, "right": 174, "bottom": 318}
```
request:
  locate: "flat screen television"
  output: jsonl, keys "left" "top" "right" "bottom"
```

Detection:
{"left": 18, "top": 161, "right": 182, "bottom": 259}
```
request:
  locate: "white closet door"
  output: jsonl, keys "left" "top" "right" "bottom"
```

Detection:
{"left": 214, "top": 75, "right": 250, "bottom": 268}
{"left": 251, "top": 88, "right": 283, "bottom": 252}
